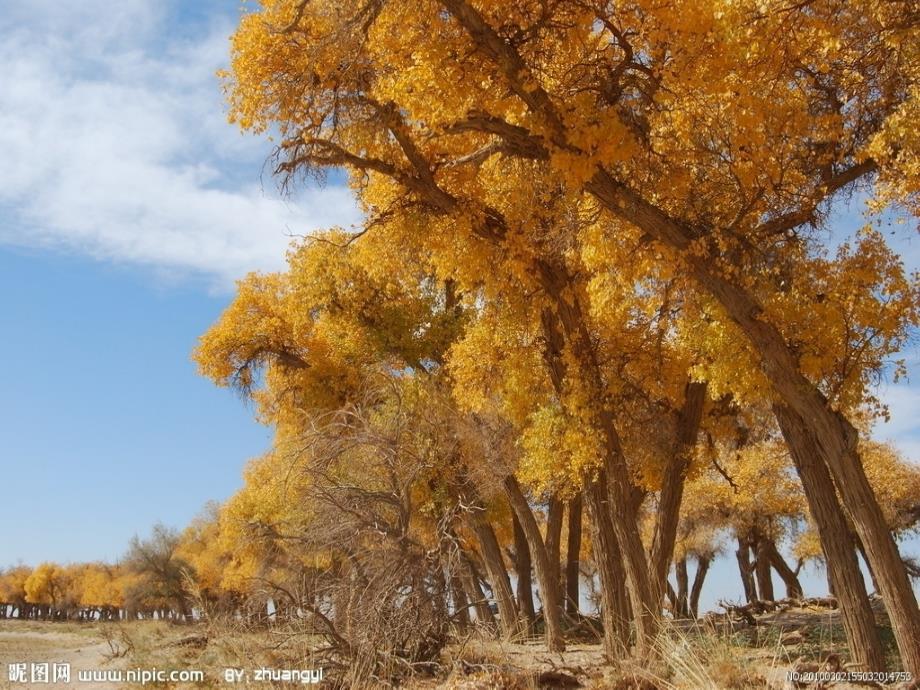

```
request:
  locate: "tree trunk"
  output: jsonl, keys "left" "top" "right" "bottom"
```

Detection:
{"left": 736, "top": 536, "right": 758, "bottom": 604}
{"left": 754, "top": 534, "right": 775, "bottom": 602}
{"left": 504, "top": 475, "right": 565, "bottom": 651}
{"left": 565, "top": 494, "right": 583, "bottom": 617}
{"left": 689, "top": 555, "right": 711, "bottom": 618}
{"left": 536, "top": 269, "right": 657, "bottom": 654}
{"left": 666, "top": 581, "right": 679, "bottom": 614}
{"left": 451, "top": 576, "right": 471, "bottom": 629}
{"left": 763, "top": 344, "right": 920, "bottom": 673}
{"left": 467, "top": 510, "right": 522, "bottom": 639}
{"left": 462, "top": 555, "right": 497, "bottom": 626}
{"left": 585, "top": 170, "right": 920, "bottom": 674}
{"left": 584, "top": 475, "right": 631, "bottom": 659}
{"left": 511, "top": 510, "right": 536, "bottom": 630}
{"left": 763, "top": 539, "right": 804, "bottom": 599}
{"left": 675, "top": 558, "right": 690, "bottom": 618}
{"left": 649, "top": 381, "right": 707, "bottom": 609}
{"left": 774, "top": 404, "right": 886, "bottom": 671}
{"left": 546, "top": 496, "right": 564, "bottom": 588}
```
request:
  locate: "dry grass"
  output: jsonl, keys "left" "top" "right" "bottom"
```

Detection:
{"left": 101, "top": 616, "right": 336, "bottom": 689}
{"left": 0, "top": 603, "right": 907, "bottom": 689}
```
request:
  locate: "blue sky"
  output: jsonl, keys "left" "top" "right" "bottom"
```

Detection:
{"left": 0, "top": 0, "right": 916, "bottom": 613}
{"left": 0, "top": 0, "right": 358, "bottom": 564}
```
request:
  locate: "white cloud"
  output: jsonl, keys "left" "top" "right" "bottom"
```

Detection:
{"left": 0, "top": 1, "right": 360, "bottom": 287}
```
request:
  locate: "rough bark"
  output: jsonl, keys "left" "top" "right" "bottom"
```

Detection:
{"left": 584, "top": 475, "right": 631, "bottom": 659}
{"left": 763, "top": 539, "right": 804, "bottom": 599}
{"left": 546, "top": 496, "right": 564, "bottom": 588}
{"left": 467, "top": 510, "right": 522, "bottom": 639}
{"left": 736, "top": 536, "right": 758, "bottom": 604}
{"left": 565, "top": 494, "right": 583, "bottom": 617}
{"left": 511, "top": 510, "right": 536, "bottom": 629}
{"left": 754, "top": 534, "right": 776, "bottom": 602}
{"left": 462, "top": 555, "right": 496, "bottom": 626}
{"left": 775, "top": 404, "right": 886, "bottom": 671}
{"left": 503, "top": 475, "right": 566, "bottom": 651}
{"left": 649, "top": 381, "right": 707, "bottom": 609}
{"left": 689, "top": 555, "right": 711, "bottom": 618}
{"left": 675, "top": 558, "right": 690, "bottom": 618}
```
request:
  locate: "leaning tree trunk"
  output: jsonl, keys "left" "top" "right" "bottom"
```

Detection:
{"left": 763, "top": 539, "right": 803, "bottom": 599}
{"left": 537, "top": 264, "right": 658, "bottom": 654}
{"left": 511, "top": 511, "right": 536, "bottom": 630}
{"left": 536, "top": 268, "right": 654, "bottom": 654}
{"left": 565, "top": 494, "right": 583, "bottom": 617}
{"left": 504, "top": 476, "right": 565, "bottom": 651}
{"left": 689, "top": 555, "right": 711, "bottom": 618}
{"left": 675, "top": 558, "right": 690, "bottom": 618}
{"left": 649, "top": 381, "right": 707, "bottom": 609}
{"left": 462, "top": 554, "right": 497, "bottom": 625}
{"left": 585, "top": 170, "right": 920, "bottom": 674}
{"left": 753, "top": 533, "right": 775, "bottom": 602}
{"left": 770, "top": 359, "right": 920, "bottom": 673}
{"left": 736, "top": 536, "right": 758, "bottom": 604}
{"left": 775, "top": 404, "right": 886, "bottom": 671}
{"left": 584, "top": 475, "right": 631, "bottom": 659}
{"left": 467, "top": 509, "right": 522, "bottom": 639}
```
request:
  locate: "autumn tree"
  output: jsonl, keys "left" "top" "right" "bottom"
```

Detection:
{"left": 0, "top": 566, "right": 32, "bottom": 619}
{"left": 220, "top": 0, "right": 920, "bottom": 669}
{"left": 194, "top": 237, "right": 542, "bottom": 647}
{"left": 124, "top": 524, "right": 193, "bottom": 620}
{"left": 24, "top": 562, "right": 66, "bottom": 616}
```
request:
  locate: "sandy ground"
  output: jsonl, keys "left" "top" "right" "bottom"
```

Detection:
{"left": 0, "top": 622, "right": 120, "bottom": 690}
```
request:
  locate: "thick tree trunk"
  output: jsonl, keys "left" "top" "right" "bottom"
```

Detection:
{"left": 753, "top": 533, "right": 775, "bottom": 602}
{"left": 511, "top": 510, "right": 536, "bottom": 630}
{"left": 584, "top": 475, "right": 631, "bottom": 659}
{"left": 546, "top": 496, "right": 564, "bottom": 588}
{"left": 649, "top": 381, "right": 707, "bottom": 609}
{"left": 770, "top": 364, "right": 920, "bottom": 672}
{"left": 775, "top": 404, "right": 886, "bottom": 671}
{"left": 763, "top": 539, "right": 804, "bottom": 599}
{"left": 462, "top": 555, "right": 497, "bottom": 626}
{"left": 504, "top": 475, "right": 565, "bottom": 651}
{"left": 689, "top": 555, "right": 711, "bottom": 618}
{"left": 675, "top": 558, "right": 690, "bottom": 618}
{"left": 565, "top": 494, "right": 583, "bottom": 617}
{"left": 468, "top": 510, "right": 522, "bottom": 639}
{"left": 736, "top": 536, "right": 758, "bottom": 604}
